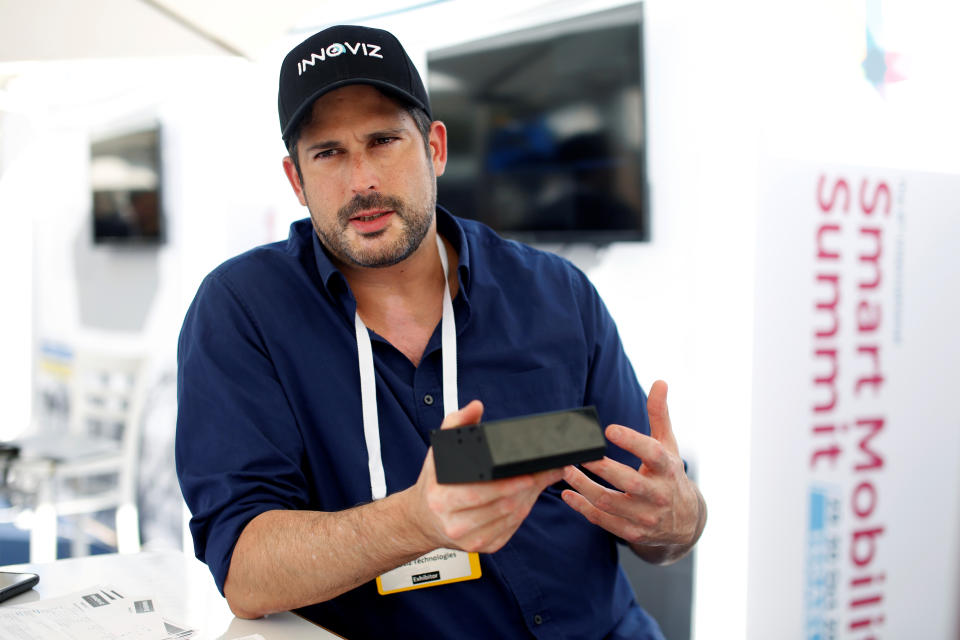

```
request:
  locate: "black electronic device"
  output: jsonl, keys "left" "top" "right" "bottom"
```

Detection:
{"left": 0, "top": 571, "right": 39, "bottom": 603}
{"left": 431, "top": 406, "right": 607, "bottom": 483}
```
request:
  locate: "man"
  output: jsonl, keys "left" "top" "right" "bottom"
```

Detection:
{"left": 176, "top": 24, "right": 706, "bottom": 639}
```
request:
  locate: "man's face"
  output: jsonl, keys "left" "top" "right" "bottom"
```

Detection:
{"left": 283, "top": 84, "right": 446, "bottom": 269}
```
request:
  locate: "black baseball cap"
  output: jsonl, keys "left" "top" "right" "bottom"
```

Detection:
{"left": 278, "top": 25, "right": 432, "bottom": 145}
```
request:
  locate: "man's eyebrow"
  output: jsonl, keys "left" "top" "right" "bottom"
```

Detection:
{"left": 366, "top": 127, "right": 407, "bottom": 139}
{"left": 304, "top": 139, "right": 341, "bottom": 153}
{"left": 303, "top": 128, "right": 409, "bottom": 154}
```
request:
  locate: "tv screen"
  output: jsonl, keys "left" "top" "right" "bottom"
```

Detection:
{"left": 90, "top": 127, "right": 164, "bottom": 245}
{"left": 428, "top": 4, "right": 647, "bottom": 243}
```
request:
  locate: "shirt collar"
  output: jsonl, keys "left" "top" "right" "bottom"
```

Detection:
{"left": 436, "top": 205, "right": 472, "bottom": 293}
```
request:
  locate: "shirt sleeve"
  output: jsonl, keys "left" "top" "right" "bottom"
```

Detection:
{"left": 175, "top": 270, "right": 309, "bottom": 594}
{"left": 571, "top": 267, "right": 650, "bottom": 471}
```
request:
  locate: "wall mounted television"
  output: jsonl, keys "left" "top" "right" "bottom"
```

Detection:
{"left": 427, "top": 3, "right": 648, "bottom": 244}
{"left": 90, "top": 126, "right": 165, "bottom": 245}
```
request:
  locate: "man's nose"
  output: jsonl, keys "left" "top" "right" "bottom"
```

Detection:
{"left": 348, "top": 153, "right": 379, "bottom": 194}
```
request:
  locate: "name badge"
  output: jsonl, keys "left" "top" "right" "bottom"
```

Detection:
{"left": 376, "top": 548, "right": 481, "bottom": 595}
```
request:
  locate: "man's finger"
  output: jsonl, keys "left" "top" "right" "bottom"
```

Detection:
{"left": 562, "top": 465, "right": 605, "bottom": 503}
{"left": 443, "top": 472, "right": 536, "bottom": 510}
{"left": 580, "top": 456, "right": 653, "bottom": 498}
{"left": 444, "top": 467, "right": 562, "bottom": 513}
{"left": 440, "top": 399, "right": 484, "bottom": 430}
{"left": 560, "top": 487, "right": 637, "bottom": 543}
{"left": 603, "top": 425, "right": 671, "bottom": 474}
{"left": 532, "top": 467, "right": 566, "bottom": 491}
{"left": 562, "top": 465, "right": 645, "bottom": 521}
{"left": 454, "top": 511, "right": 515, "bottom": 553}
{"left": 646, "top": 380, "right": 678, "bottom": 452}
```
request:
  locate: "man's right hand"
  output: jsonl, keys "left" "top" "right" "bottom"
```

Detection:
{"left": 409, "top": 400, "right": 564, "bottom": 554}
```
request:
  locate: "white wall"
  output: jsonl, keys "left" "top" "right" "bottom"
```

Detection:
{"left": 0, "top": 56, "right": 296, "bottom": 416}
{"left": 0, "top": 110, "right": 36, "bottom": 440}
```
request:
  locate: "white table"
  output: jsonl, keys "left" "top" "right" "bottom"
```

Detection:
{"left": 0, "top": 550, "right": 341, "bottom": 639}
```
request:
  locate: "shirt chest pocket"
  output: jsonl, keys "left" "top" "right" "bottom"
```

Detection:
{"left": 477, "top": 363, "right": 584, "bottom": 421}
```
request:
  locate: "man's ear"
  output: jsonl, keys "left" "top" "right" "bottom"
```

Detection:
{"left": 282, "top": 155, "right": 308, "bottom": 206}
{"left": 428, "top": 120, "right": 448, "bottom": 178}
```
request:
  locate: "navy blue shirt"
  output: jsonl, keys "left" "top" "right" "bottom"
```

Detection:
{"left": 176, "top": 208, "right": 665, "bottom": 639}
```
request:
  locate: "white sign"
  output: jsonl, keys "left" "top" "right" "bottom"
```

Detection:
{"left": 749, "top": 162, "right": 960, "bottom": 639}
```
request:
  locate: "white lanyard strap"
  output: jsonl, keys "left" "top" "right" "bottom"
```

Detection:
{"left": 436, "top": 234, "right": 458, "bottom": 419}
{"left": 355, "top": 310, "right": 386, "bottom": 501}
{"left": 355, "top": 233, "right": 458, "bottom": 501}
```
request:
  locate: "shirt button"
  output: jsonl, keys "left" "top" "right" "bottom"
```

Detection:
{"left": 533, "top": 614, "right": 543, "bottom": 625}
{"left": 423, "top": 394, "right": 434, "bottom": 406}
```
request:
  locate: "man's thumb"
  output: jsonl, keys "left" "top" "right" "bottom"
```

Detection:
{"left": 440, "top": 399, "right": 484, "bottom": 430}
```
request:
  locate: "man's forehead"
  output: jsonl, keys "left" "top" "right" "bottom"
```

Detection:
{"left": 307, "top": 84, "right": 411, "bottom": 127}
{"left": 294, "top": 87, "right": 415, "bottom": 149}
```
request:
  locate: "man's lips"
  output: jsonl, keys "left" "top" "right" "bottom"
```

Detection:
{"left": 350, "top": 209, "right": 391, "bottom": 221}
{"left": 348, "top": 209, "right": 395, "bottom": 234}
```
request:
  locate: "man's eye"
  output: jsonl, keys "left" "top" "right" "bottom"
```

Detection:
{"left": 374, "top": 137, "right": 397, "bottom": 146}
{"left": 314, "top": 149, "right": 339, "bottom": 159}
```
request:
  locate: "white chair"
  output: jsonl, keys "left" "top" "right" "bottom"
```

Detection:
{"left": 8, "top": 349, "right": 148, "bottom": 562}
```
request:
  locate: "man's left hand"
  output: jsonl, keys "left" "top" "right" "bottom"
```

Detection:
{"left": 561, "top": 380, "right": 706, "bottom": 565}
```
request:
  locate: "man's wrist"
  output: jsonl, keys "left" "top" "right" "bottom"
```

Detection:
{"left": 384, "top": 486, "right": 439, "bottom": 556}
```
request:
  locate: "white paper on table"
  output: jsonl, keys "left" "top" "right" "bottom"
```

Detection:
{"left": 1, "top": 584, "right": 194, "bottom": 640}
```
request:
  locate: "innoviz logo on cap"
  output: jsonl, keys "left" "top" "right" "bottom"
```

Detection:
{"left": 297, "top": 41, "right": 384, "bottom": 76}
{"left": 278, "top": 24, "right": 432, "bottom": 144}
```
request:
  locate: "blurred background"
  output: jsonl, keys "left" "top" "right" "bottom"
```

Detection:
{"left": 1, "top": 1, "right": 958, "bottom": 638}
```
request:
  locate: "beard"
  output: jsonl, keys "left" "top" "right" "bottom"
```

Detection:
{"left": 308, "top": 184, "right": 435, "bottom": 269}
